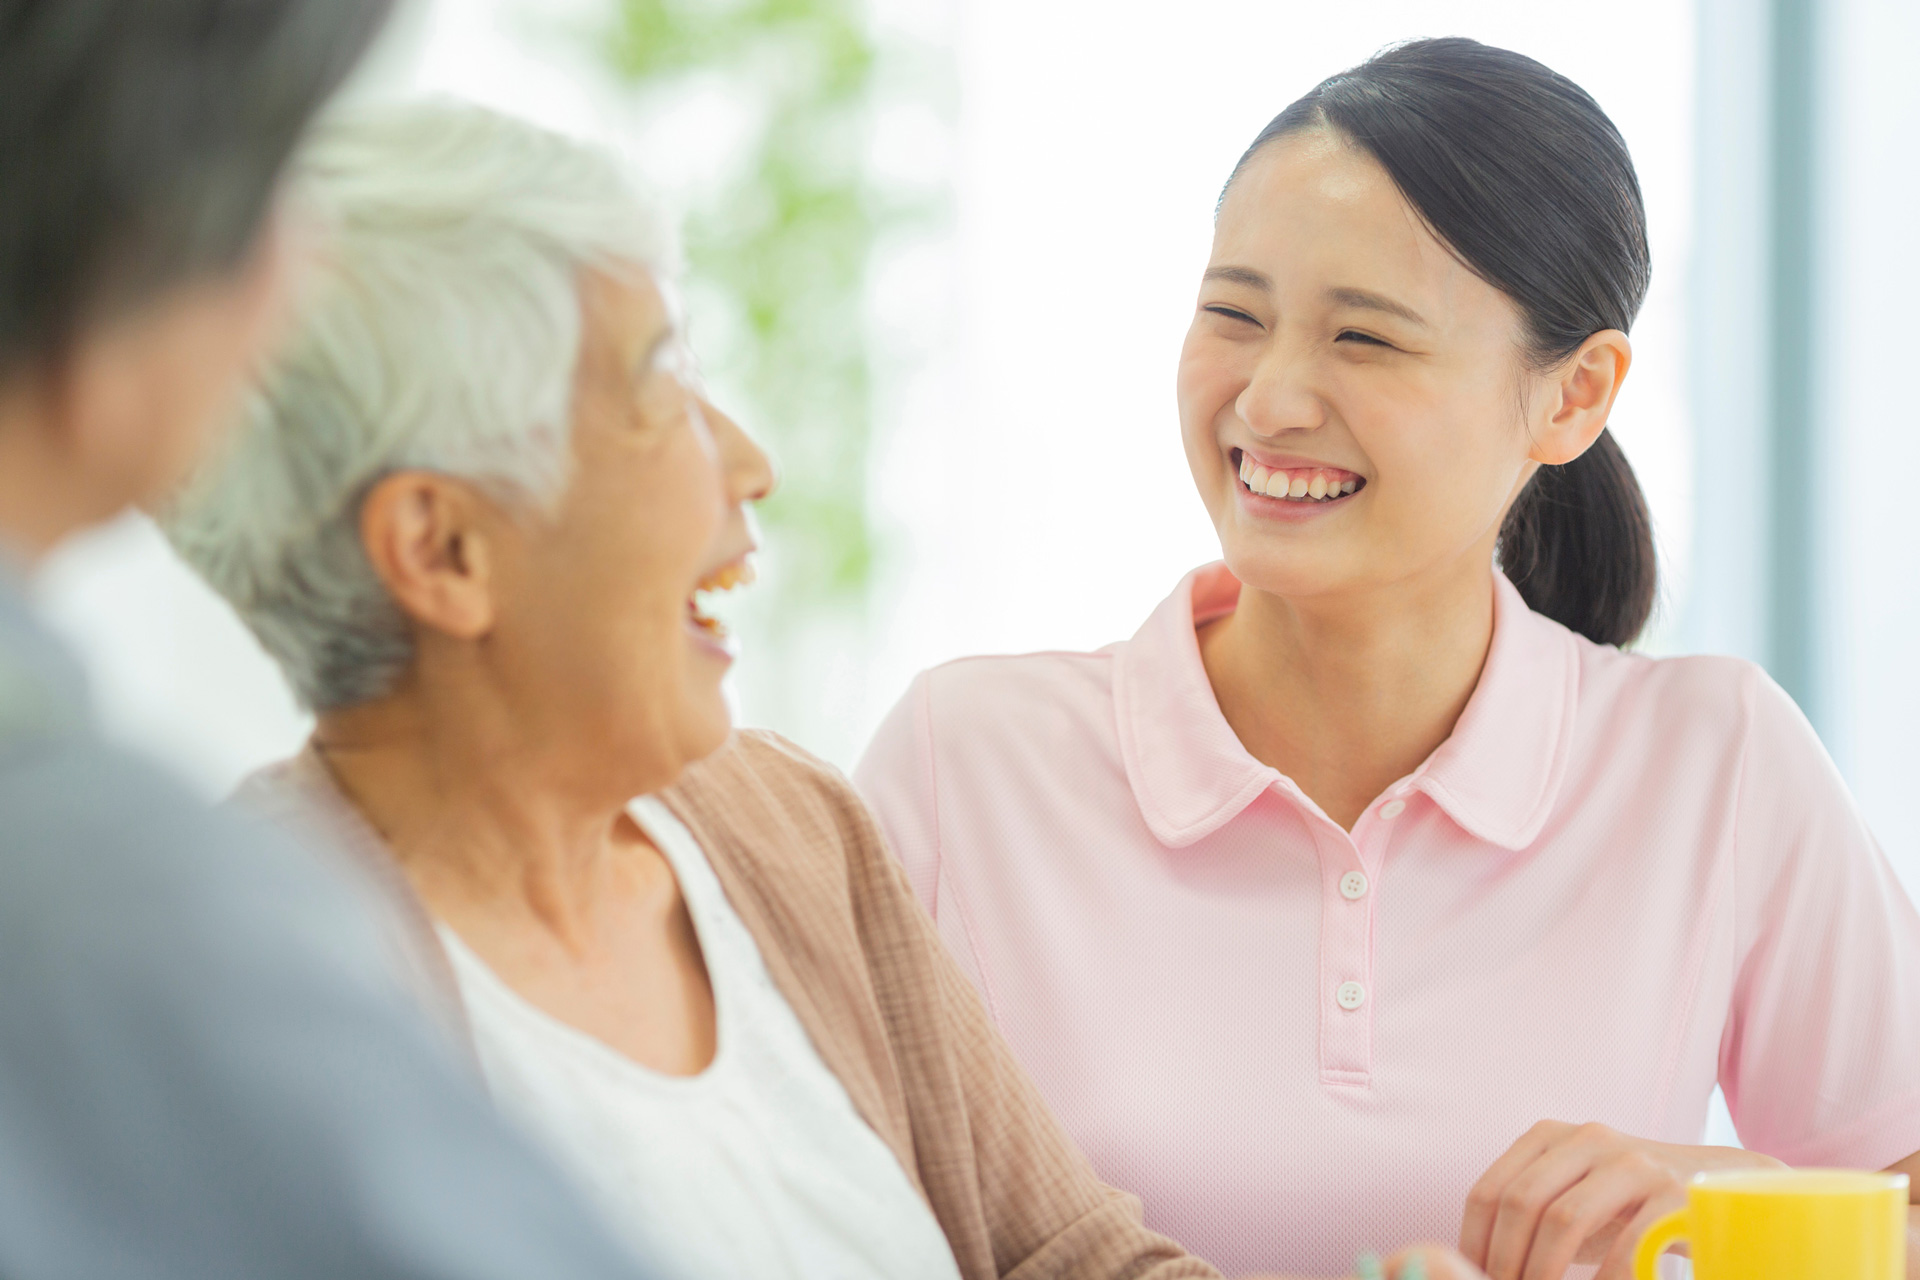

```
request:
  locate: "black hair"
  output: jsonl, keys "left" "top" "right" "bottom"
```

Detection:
{"left": 1226, "top": 37, "right": 1656, "bottom": 647}
{"left": 0, "top": 0, "right": 393, "bottom": 372}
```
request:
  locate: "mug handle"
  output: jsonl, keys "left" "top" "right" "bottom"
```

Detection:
{"left": 1633, "top": 1208, "right": 1690, "bottom": 1280}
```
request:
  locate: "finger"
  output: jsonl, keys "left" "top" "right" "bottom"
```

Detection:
{"left": 1461, "top": 1121, "right": 1578, "bottom": 1265}
{"left": 1595, "top": 1196, "right": 1688, "bottom": 1280}
{"left": 1482, "top": 1139, "right": 1613, "bottom": 1280}
{"left": 1519, "top": 1152, "right": 1675, "bottom": 1280}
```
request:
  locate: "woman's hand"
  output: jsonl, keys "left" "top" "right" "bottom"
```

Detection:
{"left": 1458, "top": 1120, "right": 1783, "bottom": 1280}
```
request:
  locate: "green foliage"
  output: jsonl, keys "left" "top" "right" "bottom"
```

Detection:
{"left": 598, "top": 0, "right": 883, "bottom": 609}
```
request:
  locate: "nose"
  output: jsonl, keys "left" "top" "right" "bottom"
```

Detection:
{"left": 1234, "top": 341, "right": 1327, "bottom": 439}
{"left": 700, "top": 394, "right": 777, "bottom": 506}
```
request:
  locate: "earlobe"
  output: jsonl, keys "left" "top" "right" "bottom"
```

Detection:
{"left": 358, "top": 472, "right": 497, "bottom": 639}
{"left": 1529, "top": 329, "right": 1632, "bottom": 466}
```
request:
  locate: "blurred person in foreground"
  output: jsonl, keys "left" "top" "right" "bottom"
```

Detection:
{"left": 161, "top": 99, "right": 1485, "bottom": 1280}
{"left": 0, "top": 4, "right": 698, "bottom": 1277}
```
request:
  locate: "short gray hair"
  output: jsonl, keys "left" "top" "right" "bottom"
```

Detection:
{"left": 163, "top": 100, "right": 672, "bottom": 711}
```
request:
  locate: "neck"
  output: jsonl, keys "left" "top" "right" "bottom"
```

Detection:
{"left": 1199, "top": 550, "right": 1499, "bottom": 830}
{"left": 0, "top": 393, "right": 112, "bottom": 563}
{"left": 313, "top": 675, "right": 661, "bottom": 948}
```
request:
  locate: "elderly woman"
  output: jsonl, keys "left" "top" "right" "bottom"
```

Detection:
{"left": 164, "top": 102, "right": 1469, "bottom": 1280}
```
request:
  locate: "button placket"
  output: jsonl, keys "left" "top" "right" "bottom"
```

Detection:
{"left": 1313, "top": 820, "right": 1375, "bottom": 1085}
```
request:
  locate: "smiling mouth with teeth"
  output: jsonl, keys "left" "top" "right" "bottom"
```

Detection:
{"left": 1236, "top": 451, "right": 1365, "bottom": 503}
{"left": 687, "top": 559, "right": 756, "bottom": 640}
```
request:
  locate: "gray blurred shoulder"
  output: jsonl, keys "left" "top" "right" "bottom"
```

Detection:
{"left": 0, "top": 733, "right": 399, "bottom": 995}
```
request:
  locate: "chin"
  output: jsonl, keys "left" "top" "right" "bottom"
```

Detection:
{"left": 604, "top": 683, "right": 735, "bottom": 798}
{"left": 1218, "top": 538, "right": 1353, "bottom": 601}
{"left": 674, "top": 695, "right": 736, "bottom": 768}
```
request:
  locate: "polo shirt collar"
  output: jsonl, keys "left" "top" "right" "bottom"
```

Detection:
{"left": 1112, "top": 563, "right": 1580, "bottom": 851}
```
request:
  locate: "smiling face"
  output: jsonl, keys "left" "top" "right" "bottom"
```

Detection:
{"left": 484, "top": 267, "right": 773, "bottom": 788}
{"left": 1179, "top": 129, "right": 1549, "bottom": 605}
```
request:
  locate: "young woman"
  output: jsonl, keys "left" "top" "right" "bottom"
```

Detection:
{"left": 855, "top": 37, "right": 1920, "bottom": 1280}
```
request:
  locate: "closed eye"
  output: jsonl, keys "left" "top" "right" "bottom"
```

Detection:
{"left": 1204, "top": 304, "right": 1261, "bottom": 327}
{"left": 1335, "top": 329, "right": 1394, "bottom": 348}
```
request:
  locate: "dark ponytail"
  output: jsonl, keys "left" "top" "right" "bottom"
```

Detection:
{"left": 1497, "top": 432, "right": 1654, "bottom": 647}
{"left": 1228, "top": 37, "right": 1657, "bottom": 646}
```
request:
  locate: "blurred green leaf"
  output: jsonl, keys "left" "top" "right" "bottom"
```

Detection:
{"left": 596, "top": 0, "right": 884, "bottom": 624}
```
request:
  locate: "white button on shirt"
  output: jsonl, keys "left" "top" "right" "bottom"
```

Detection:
{"left": 1378, "top": 799, "right": 1407, "bottom": 820}
{"left": 1335, "top": 981, "right": 1367, "bottom": 1010}
{"left": 1339, "top": 871, "right": 1370, "bottom": 900}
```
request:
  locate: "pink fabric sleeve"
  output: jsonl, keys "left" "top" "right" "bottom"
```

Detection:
{"left": 1722, "top": 668, "right": 1920, "bottom": 1170}
{"left": 853, "top": 672, "right": 943, "bottom": 921}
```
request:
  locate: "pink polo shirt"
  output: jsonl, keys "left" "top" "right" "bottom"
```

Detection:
{"left": 853, "top": 564, "right": 1920, "bottom": 1277}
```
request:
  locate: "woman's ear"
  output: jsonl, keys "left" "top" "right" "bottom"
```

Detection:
{"left": 358, "top": 472, "right": 498, "bottom": 639}
{"left": 1528, "top": 329, "right": 1633, "bottom": 466}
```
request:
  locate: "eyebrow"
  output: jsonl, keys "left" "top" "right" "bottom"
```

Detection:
{"left": 1201, "top": 265, "right": 1271, "bottom": 290}
{"left": 1326, "top": 286, "right": 1428, "bottom": 327}
{"left": 1202, "top": 266, "right": 1430, "bottom": 328}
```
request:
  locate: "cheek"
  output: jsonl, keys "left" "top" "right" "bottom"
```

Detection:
{"left": 1177, "top": 342, "right": 1249, "bottom": 494}
{"left": 1176, "top": 337, "right": 1234, "bottom": 435}
{"left": 542, "top": 482, "right": 701, "bottom": 644}
{"left": 104, "top": 338, "right": 247, "bottom": 507}
{"left": 1358, "top": 386, "right": 1528, "bottom": 538}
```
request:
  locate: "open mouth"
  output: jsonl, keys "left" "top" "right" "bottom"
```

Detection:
{"left": 687, "top": 558, "right": 756, "bottom": 641}
{"left": 1235, "top": 450, "right": 1365, "bottom": 504}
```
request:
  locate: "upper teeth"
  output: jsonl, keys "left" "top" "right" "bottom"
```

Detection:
{"left": 1239, "top": 455, "right": 1360, "bottom": 501}
{"left": 697, "top": 560, "right": 756, "bottom": 594}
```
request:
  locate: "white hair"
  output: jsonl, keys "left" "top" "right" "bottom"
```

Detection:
{"left": 163, "top": 99, "right": 673, "bottom": 711}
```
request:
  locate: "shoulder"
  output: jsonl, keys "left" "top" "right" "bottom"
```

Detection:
{"left": 1571, "top": 636, "right": 1779, "bottom": 739}
{"left": 1564, "top": 640, "right": 1837, "bottom": 824}
{"left": 673, "top": 728, "right": 866, "bottom": 828}
{"left": 889, "top": 648, "right": 1122, "bottom": 755}
{"left": 666, "top": 730, "right": 886, "bottom": 882}
{"left": 1, "top": 736, "right": 329, "bottom": 903}
{"left": 856, "top": 649, "right": 1132, "bottom": 833}
{"left": 1602, "top": 653, "right": 1855, "bottom": 832}
{"left": 918, "top": 648, "right": 1116, "bottom": 710}
{"left": 0, "top": 735, "right": 397, "bottom": 991}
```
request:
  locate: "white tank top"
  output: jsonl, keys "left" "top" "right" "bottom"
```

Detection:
{"left": 438, "top": 797, "right": 964, "bottom": 1280}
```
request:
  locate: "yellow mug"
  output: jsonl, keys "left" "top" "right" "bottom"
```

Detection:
{"left": 1633, "top": 1168, "right": 1908, "bottom": 1280}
